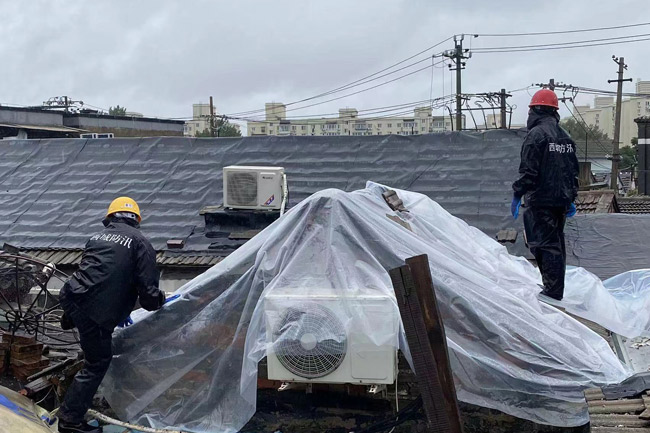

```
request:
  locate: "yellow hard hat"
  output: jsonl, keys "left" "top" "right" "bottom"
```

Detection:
{"left": 106, "top": 196, "right": 141, "bottom": 222}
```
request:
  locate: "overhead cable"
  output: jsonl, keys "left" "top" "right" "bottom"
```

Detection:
{"left": 472, "top": 36, "right": 650, "bottom": 54}
{"left": 473, "top": 21, "right": 650, "bottom": 37}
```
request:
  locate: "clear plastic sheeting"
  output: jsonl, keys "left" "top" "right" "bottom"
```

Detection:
{"left": 102, "top": 183, "right": 630, "bottom": 432}
{"left": 562, "top": 267, "right": 650, "bottom": 339}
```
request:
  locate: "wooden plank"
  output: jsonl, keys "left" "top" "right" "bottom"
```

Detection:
{"left": 26, "top": 357, "right": 76, "bottom": 382}
{"left": 390, "top": 254, "right": 463, "bottom": 433}
{"left": 406, "top": 254, "right": 461, "bottom": 425}
{"left": 23, "top": 377, "right": 52, "bottom": 397}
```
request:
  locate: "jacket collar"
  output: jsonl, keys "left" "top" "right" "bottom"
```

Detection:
{"left": 526, "top": 109, "right": 560, "bottom": 130}
{"left": 102, "top": 216, "right": 140, "bottom": 229}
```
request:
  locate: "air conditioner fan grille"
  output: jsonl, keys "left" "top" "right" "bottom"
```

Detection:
{"left": 273, "top": 303, "right": 347, "bottom": 379}
{"left": 227, "top": 172, "right": 257, "bottom": 206}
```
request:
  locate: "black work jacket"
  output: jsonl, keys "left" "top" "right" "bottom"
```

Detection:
{"left": 60, "top": 217, "right": 164, "bottom": 329}
{"left": 512, "top": 111, "right": 580, "bottom": 208}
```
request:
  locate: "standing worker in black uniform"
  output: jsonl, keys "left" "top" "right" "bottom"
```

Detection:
{"left": 57, "top": 197, "right": 166, "bottom": 433}
{"left": 511, "top": 89, "right": 580, "bottom": 302}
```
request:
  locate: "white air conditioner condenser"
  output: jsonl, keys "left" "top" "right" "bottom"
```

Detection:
{"left": 223, "top": 166, "right": 284, "bottom": 210}
{"left": 264, "top": 293, "right": 399, "bottom": 385}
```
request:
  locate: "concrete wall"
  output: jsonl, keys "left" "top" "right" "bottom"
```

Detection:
{"left": 0, "top": 107, "right": 63, "bottom": 127}
{"left": 64, "top": 114, "right": 184, "bottom": 137}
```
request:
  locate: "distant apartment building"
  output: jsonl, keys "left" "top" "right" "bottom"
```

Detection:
{"left": 184, "top": 103, "right": 212, "bottom": 137}
{"left": 483, "top": 113, "right": 525, "bottom": 130}
{"left": 572, "top": 80, "right": 650, "bottom": 148}
{"left": 246, "top": 103, "right": 464, "bottom": 137}
{"left": 184, "top": 103, "right": 241, "bottom": 137}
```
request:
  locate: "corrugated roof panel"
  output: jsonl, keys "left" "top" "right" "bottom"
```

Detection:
{"left": 21, "top": 248, "right": 223, "bottom": 268}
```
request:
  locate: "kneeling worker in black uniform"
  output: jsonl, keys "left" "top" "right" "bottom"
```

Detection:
{"left": 57, "top": 197, "right": 165, "bottom": 433}
{"left": 511, "top": 89, "right": 579, "bottom": 301}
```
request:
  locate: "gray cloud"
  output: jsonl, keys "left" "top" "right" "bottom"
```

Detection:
{"left": 2, "top": 0, "right": 648, "bottom": 126}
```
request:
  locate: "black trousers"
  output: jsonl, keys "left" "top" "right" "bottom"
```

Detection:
{"left": 523, "top": 206, "right": 567, "bottom": 299}
{"left": 58, "top": 296, "right": 113, "bottom": 424}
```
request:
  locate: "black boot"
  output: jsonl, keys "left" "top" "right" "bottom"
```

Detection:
{"left": 58, "top": 419, "right": 102, "bottom": 433}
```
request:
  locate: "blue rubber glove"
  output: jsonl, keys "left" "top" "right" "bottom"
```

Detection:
{"left": 164, "top": 294, "right": 180, "bottom": 304}
{"left": 117, "top": 316, "right": 133, "bottom": 328}
{"left": 567, "top": 203, "right": 577, "bottom": 218}
{"left": 511, "top": 196, "right": 522, "bottom": 220}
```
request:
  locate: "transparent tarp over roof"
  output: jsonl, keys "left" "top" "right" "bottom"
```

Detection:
{"left": 102, "top": 182, "right": 630, "bottom": 432}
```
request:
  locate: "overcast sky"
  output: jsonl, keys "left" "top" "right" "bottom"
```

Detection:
{"left": 2, "top": 1, "right": 649, "bottom": 128}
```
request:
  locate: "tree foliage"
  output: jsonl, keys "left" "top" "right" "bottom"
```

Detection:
{"left": 560, "top": 117, "right": 610, "bottom": 143}
{"left": 621, "top": 137, "right": 638, "bottom": 171}
{"left": 195, "top": 119, "right": 241, "bottom": 138}
{"left": 108, "top": 105, "right": 127, "bottom": 116}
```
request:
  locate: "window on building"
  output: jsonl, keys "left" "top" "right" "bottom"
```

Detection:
{"left": 421, "top": 127, "right": 426, "bottom": 131}
{"left": 261, "top": 127, "right": 266, "bottom": 133}
{"left": 252, "top": 127, "right": 256, "bottom": 132}
{"left": 302, "top": 125, "right": 307, "bottom": 130}
{"left": 397, "top": 123, "right": 402, "bottom": 127}
{"left": 292, "top": 125, "right": 296, "bottom": 131}
{"left": 377, "top": 123, "right": 382, "bottom": 128}
{"left": 387, "top": 123, "right": 392, "bottom": 127}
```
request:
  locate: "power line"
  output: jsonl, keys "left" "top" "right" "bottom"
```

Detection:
{"left": 239, "top": 59, "right": 447, "bottom": 121}
{"left": 245, "top": 98, "right": 441, "bottom": 120}
{"left": 473, "top": 32, "right": 650, "bottom": 51}
{"left": 571, "top": 86, "right": 649, "bottom": 98}
{"left": 244, "top": 97, "right": 456, "bottom": 128}
{"left": 473, "top": 21, "right": 650, "bottom": 37}
{"left": 563, "top": 99, "right": 613, "bottom": 158}
{"left": 473, "top": 35, "right": 650, "bottom": 54}
{"left": 226, "top": 55, "right": 440, "bottom": 117}
{"left": 226, "top": 36, "right": 454, "bottom": 117}
{"left": 507, "top": 85, "right": 535, "bottom": 93}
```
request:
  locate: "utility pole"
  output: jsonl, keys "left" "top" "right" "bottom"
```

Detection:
{"left": 444, "top": 35, "right": 471, "bottom": 131}
{"left": 608, "top": 56, "right": 632, "bottom": 193}
{"left": 499, "top": 89, "right": 511, "bottom": 129}
{"left": 209, "top": 96, "right": 215, "bottom": 137}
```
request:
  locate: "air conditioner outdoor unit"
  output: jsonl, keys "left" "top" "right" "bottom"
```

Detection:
{"left": 223, "top": 166, "right": 285, "bottom": 210}
{"left": 264, "top": 293, "right": 399, "bottom": 385}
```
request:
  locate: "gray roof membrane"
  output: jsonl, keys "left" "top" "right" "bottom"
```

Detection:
{"left": 566, "top": 214, "right": 650, "bottom": 279}
{"left": 0, "top": 131, "right": 525, "bottom": 252}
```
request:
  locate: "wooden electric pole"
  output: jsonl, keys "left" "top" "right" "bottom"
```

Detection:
{"left": 608, "top": 56, "right": 632, "bottom": 192}
{"left": 499, "top": 89, "right": 511, "bottom": 129}
{"left": 444, "top": 35, "right": 471, "bottom": 131}
{"left": 209, "top": 96, "right": 215, "bottom": 137}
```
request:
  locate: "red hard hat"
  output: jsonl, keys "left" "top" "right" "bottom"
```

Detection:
{"left": 529, "top": 89, "right": 559, "bottom": 109}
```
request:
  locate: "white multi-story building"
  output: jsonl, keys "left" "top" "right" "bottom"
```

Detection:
{"left": 484, "top": 113, "right": 525, "bottom": 130}
{"left": 247, "top": 103, "right": 464, "bottom": 137}
{"left": 572, "top": 80, "right": 650, "bottom": 148}
{"left": 184, "top": 103, "right": 213, "bottom": 137}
